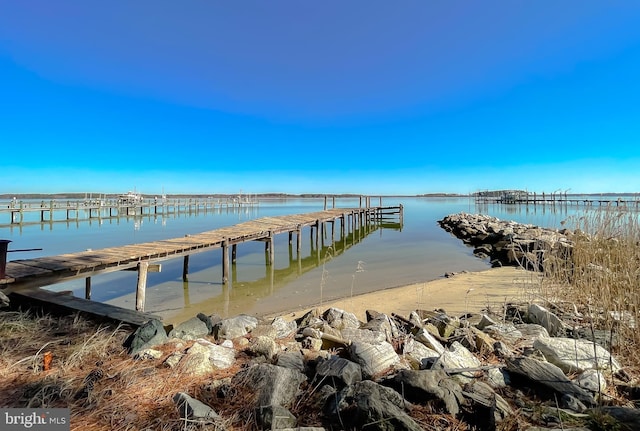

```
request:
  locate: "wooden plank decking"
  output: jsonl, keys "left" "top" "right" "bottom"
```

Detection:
{"left": 0, "top": 206, "right": 402, "bottom": 325}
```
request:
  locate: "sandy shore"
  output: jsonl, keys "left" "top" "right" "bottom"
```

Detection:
{"left": 279, "top": 266, "right": 542, "bottom": 321}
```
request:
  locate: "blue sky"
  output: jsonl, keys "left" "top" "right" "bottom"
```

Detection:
{"left": 1, "top": 1, "right": 640, "bottom": 195}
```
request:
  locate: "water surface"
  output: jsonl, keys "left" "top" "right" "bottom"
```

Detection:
{"left": 1, "top": 196, "right": 625, "bottom": 322}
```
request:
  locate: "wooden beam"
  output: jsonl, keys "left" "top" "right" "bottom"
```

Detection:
{"left": 124, "top": 264, "right": 161, "bottom": 272}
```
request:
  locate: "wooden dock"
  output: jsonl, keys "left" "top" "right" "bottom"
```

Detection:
{"left": 0, "top": 205, "right": 402, "bottom": 325}
{"left": 0, "top": 196, "right": 258, "bottom": 226}
{"left": 475, "top": 193, "right": 640, "bottom": 209}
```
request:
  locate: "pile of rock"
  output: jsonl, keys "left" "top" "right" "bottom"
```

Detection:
{"left": 438, "top": 213, "right": 573, "bottom": 270}
{"left": 123, "top": 303, "right": 640, "bottom": 430}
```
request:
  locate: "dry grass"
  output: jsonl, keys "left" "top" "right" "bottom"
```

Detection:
{"left": 539, "top": 208, "right": 640, "bottom": 367}
{"left": 0, "top": 309, "right": 249, "bottom": 430}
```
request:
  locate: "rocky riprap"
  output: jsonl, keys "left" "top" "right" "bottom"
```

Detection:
{"left": 123, "top": 303, "right": 640, "bottom": 431}
{"left": 438, "top": 213, "right": 574, "bottom": 270}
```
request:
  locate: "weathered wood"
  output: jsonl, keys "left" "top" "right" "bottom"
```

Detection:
{"left": 123, "top": 264, "right": 161, "bottom": 272}
{"left": 222, "top": 238, "right": 229, "bottom": 283}
{"left": 182, "top": 255, "right": 189, "bottom": 281}
{"left": 10, "top": 289, "right": 159, "bottom": 326}
{"left": 135, "top": 261, "right": 149, "bottom": 311}
{"left": 85, "top": 277, "right": 91, "bottom": 300}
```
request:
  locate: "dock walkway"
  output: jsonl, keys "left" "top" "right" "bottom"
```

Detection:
{"left": 1, "top": 206, "right": 402, "bottom": 325}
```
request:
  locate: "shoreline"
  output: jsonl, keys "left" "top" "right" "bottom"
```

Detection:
{"left": 271, "top": 265, "right": 540, "bottom": 322}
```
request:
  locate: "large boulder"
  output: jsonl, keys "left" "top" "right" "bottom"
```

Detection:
{"left": 232, "top": 364, "right": 306, "bottom": 409}
{"left": 533, "top": 337, "right": 621, "bottom": 373}
{"left": 124, "top": 319, "right": 168, "bottom": 355}
{"left": 349, "top": 341, "right": 400, "bottom": 379}
{"left": 325, "top": 380, "right": 423, "bottom": 431}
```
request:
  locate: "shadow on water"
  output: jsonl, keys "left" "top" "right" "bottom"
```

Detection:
{"left": 126, "top": 219, "right": 402, "bottom": 322}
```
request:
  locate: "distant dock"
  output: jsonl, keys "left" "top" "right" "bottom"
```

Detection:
{"left": 474, "top": 190, "right": 640, "bottom": 209}
{"left": 0, "top": 196, "right": 258, "bottom": 226}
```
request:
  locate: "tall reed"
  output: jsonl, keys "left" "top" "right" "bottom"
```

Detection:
{"left": 542, "top": 208, "right": 640, "bottom": 365}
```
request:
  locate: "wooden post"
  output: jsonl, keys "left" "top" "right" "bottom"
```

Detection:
{"left": 136, "top": 261, "right": 149, "bottom": 311}
{"left": 182, "top": 255, "right": 189, "bottom": 281}
{"left": 268, "top": 231, "right": 274, "bottom": 266}
{"left": 315, "top": 221, "right": 320, "bottom": 249}
{"left": 222, "top": 239, "right": 229, "bottom": 283}
{"left": 288, "top": 231, "right": 293, "bottom": 245}
{"left": 85, "top": 277, "right": 91, "bottom": 300}
{"left": 232, "top": 244, "right": 237, "bottom": 263}
{"left": 324, "top": 195, "right": 327, "bottom": 210}
{"left": 332, "top": 196, "right": 336, "bottom": 208}
{"left": 296, "top": 228, "right": 302, "bottom": 254}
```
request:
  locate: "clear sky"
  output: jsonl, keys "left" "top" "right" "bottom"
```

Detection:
{"left": 1, "top": 1, "right": 640, "bottom": 195}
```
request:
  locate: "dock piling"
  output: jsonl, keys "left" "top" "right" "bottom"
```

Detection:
{"left": 135, "top": 261, "right": 149, "bottom": 311}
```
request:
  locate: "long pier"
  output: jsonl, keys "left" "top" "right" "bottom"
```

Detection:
{"left": 0, "top": 205, "right": 403, "bottom": 325}
{"left": 0, "top": 196, "right": 258, "bottom": 226}
{"left": 475, "top": 195, "right": 640, "bottom": 209}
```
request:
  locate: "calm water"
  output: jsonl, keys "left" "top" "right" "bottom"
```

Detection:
{"left": 1, "top": 196, "right": 632, "bottom": 322}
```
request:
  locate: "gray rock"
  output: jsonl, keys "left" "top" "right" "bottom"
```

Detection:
{"left": 533, "top": 337, "right": 621, "bottom": 373}
{"left": 187, "top": 338, "right": 235, "bottom": 371}
{"left": 574, "top": 369, "right": 607, "bottom": 393}
{"left": 432, "top": 341, "right": 482, "bottom": 383}
{"left": 276, "top": 350, "right": 305, "bottom": 373}
{"left": 527, "top": 303, "right": 567, "bottom": 336}
{"left": 271, "top": 316, "right": 298, "bottom": 338}
{"left": 476, "top": 314, "right": 498, "bottom": 330}
{"left": 323, "top": 307, "right": 361, "bottom": 330}
{"left": 484, "top": 323, "right": 523, "bottom": 344}
{"left": 316, "top": 356, "right": 362, "bottom": 387}
{"left": 341, "top": 327, "right": 386, "bottom": 344}
{"left": 326, "top": 380, "right": 423, "bottom": 431}
{"left": 506, "top": 356, "right": 596, "bottom": 407}
{"left": 349, "top": 341, "right": 400, "bottom": 379}
{"left": 255, "top": 405, "right": 296, "bottom": 430}
{"left": 196, "top": 312, "right": 221, "bottom": 335}
{"left": 515, "top": 323, "right": 550, "bottom": 346}
{"left": 414, "top": 328, "right": 445, "bottom": 354}
{"left": 216, "top": 314, "right": 259, "bottom": 339}
{"left": 486, "top": 367, "right": 510, "bottom": 388}
{"left": 384, "top": 369, "right": 463, "bottom": 415}
{"left": 559, "top": 393, "right": 587, "bottom": 413}
{"left": 402, "top": 338, "right": 439, "bottom": 370}
{"left": 251, "top": 323, "right": 279, "bottom": 339}
{"left": 462, "top": 380, "right": 513, "bottom": 427}
{"left": 124, "top": 319, "right": 168, "bottom": 355}
{"left": 168, "top": 316, "right": 209, "bottom": 341}
{"left": 173, "top": 392, "right": 219, "bottom": 423}
{"left": 232, "top": 364, "right": 306, "bottom": 408}
{"left": 362, "top": 313, "right": 399, "bottom": 342}
{"left": 247, "top": 335, "right": 278, "bottom": 360}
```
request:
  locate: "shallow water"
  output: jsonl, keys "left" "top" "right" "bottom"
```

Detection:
{"left": 1, "top": 196, "right": 630, "bottom": 323}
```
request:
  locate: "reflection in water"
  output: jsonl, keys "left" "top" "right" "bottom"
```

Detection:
{"left": 153, "top": 218, "right": 402, "bottom": 323}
